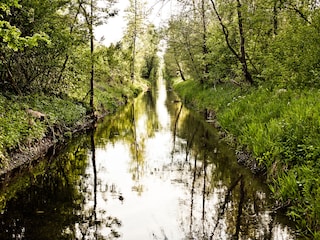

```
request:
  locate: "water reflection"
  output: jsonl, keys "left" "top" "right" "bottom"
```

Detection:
{"left": 0, "top": 67, "right": 296, "bottom": 239}
{"left": 74, "top": 71, "right": 295, "bottom": 238}
{"left": 0, "top": 138, "right": 88, "bottom": 239}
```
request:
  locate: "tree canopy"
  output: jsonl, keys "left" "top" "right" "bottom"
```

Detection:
{"left": 164, "top": 0, "right": 320, "bottom": 89}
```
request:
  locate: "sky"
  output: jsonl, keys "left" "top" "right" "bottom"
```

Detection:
{"left": 94, "top": 0, "right": 176, "bottom": 46}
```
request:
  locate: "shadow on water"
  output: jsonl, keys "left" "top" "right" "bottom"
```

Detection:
{"left": 0, "top": 67, "right": 297, "bottom": 239}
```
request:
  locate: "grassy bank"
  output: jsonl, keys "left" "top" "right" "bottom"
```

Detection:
{"left": 0, "top": 81, "right": 144, "bottom": 172}
{"left": 173, "top": 79, "right": 320, "bottom": 238}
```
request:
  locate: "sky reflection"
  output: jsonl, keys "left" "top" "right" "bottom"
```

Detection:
{"left": 76, "top": 67, "right": 296, "bottom": 239}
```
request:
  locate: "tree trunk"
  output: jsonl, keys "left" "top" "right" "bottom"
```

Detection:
{"left": 201, "top": 0, "right": 209, "bottom": 85}
{"left": 58, "top": 4, "right": 81, "bottom": 84}
{"left": 131, "top": 0, "right": 137, "bottom": 83}
{"left": 183, "top": 32, "right": 201, "bottom": 80}
{"left": 173, "top": 47, "right": 186, "bottom": 81}
{"left": 236, "top": 0, "right": 253, "bottom": 84}
{"left": 210, "top": 0, "right": 254, "bottom": 85}
{"left": 90, "top": 0, "right": 95, "bottom": 117}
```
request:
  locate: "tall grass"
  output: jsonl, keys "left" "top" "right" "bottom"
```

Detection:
{"left": 174, "top": 80, "right": 320, "bottom": 237}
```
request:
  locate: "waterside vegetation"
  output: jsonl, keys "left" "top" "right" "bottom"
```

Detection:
{"left": 163, "top": 0, "right": 320, "bottom": 238}
{"left": 0, "top": 0, "right": 159, "bottom": 173}
{"left": 173, "top": 80, "right": 320, "bottom": 238}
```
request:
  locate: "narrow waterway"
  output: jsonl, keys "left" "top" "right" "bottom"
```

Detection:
{"left": 0, "top": 62, "right": 296, "bottom": 239}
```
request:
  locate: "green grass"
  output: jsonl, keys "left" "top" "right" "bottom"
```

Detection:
{"left": 174, "top": 79, "right": 320, "bottom": 237}
{"left": 0, "top": 94, "right": 87, "bottom": 154}
{"left": 0, "top": 79, "right": 144, "bottom": 169}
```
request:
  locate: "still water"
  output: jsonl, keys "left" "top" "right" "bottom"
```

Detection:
{"left": 0, "top": 71, "right": 296, "bottom": 239}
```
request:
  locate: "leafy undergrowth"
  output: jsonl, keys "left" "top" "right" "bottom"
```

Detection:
{"left": 0, "top": 94, "right": 86, "bottom": 152}
{"left": 0, "top": 81, "right": 143, "bottom": 170}
{"left": 174, "top": 79, "right": 320, "bottom": 238}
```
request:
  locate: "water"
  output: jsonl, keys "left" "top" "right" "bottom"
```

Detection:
{"left": 0, "top": 65, "right": 296, "bottom": 239}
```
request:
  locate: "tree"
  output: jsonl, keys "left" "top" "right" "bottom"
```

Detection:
{"left": 165, "top": 15, "right": 201, "bottom": 82}
{"left": 131, "top": 0, "right": 137, "bottom": 83}
{"left": 236, "top": 0, "right": 253, "bottom": 84}
{"left": 0, "top": 0, "right": 52, "bottom": 94}
{"left": 77, "top": 0, "right": 118, "bottom": 116}
{"left": 140, "top": 24, "right": 160, "bottom": 82}
{"left": 124, "top": 0, "right": 148, "bottom": 83}
{"left": 0, "top": 0, "right": 49, "bottom": 51}
{"left": 200, "top": 0, "right": 209, "bottom": 84}
{"left": 209, "top": 0, "right": 253, "bottom": 84}
{"left": 164, "top": 1, "right": 214, "bottom": 84}
{"left": 79, "top": 0, "right": 95, "bottom": 116}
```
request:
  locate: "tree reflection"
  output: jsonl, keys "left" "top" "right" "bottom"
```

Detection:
{"left": 167, "top": 95, "right": 294, "bottom": 239}
{"left": 0, "top": 127, "right": 124, "bottom": 240}
{"left": 0, "top": 78, "right": 295, "bottom": 239}
{"left": 76, "top": 128, "right": 122, "bottom": 239}
{"left": 189, "top": 153, "right": 198, "bottom": 237}
{"left": 129, "top": 99, "right": 146, "bottom": 195}
{"left": 92, "top": 128, "right": 97, "bottom": 238}
{"left": 171, "top": 102, "right": 183, "bottom": 159}
{"left": 0, "top": 136, "right": 89, "bottom": 239}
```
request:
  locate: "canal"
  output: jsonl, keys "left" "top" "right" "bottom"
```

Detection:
{"left": 0, "top": 61, "right": 296, "bottom": 239}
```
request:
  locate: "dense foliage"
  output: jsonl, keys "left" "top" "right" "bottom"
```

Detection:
{"left": 164, "top": 0, "right": 320, "bottom": 238}
{"left": 0, "top": 0, "right": 159, "bottom": 169}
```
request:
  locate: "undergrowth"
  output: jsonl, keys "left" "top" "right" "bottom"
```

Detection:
{"left": 174, "top": 79, "right": 320, "bottom": 238}
{"left": 0, "top": 81, "right": 143, "bottom": 169}
{"left": 0, "top": 94, "right": 87, "bottom": 163}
